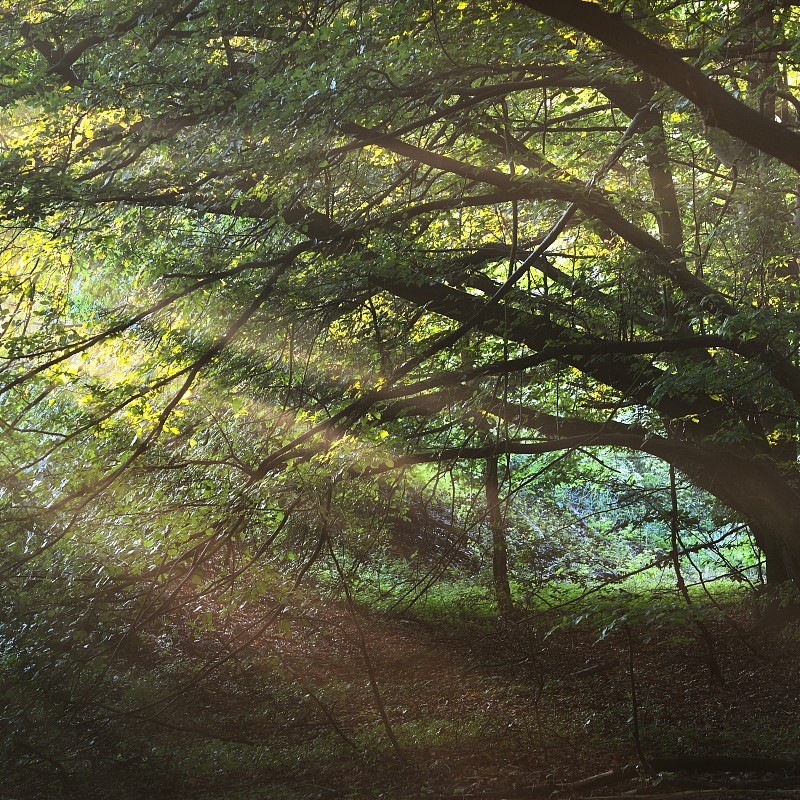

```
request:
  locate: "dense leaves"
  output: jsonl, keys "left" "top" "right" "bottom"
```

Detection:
{"left": 2, "top": 0, "right": 800, "bottom": 788}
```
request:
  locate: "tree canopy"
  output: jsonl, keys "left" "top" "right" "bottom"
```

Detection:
{"left": 3, "top": 0, "right": 800, "bottom": 577}
{"left": 3, "top": 0, "right": 800, "bottom": 763}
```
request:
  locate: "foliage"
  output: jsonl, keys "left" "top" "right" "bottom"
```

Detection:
{"left": 2, "top": 0, "right": 800, "bottom": 789}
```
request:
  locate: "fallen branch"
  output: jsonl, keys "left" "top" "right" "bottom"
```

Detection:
{"left": 650, "top": 756, "right": 800, "bottom": 774}
{"left": 529, "top": 764, "right": 637, "bottom": 797}
{"left": 583, "top": 790, "right": 800, "bottom": 799}
{"left": 570, "top": 764, "right": 639, "bottom": 791}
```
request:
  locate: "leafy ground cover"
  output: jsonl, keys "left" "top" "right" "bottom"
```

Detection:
{"left": 4, "top": 580, "right": 800, "bottom": 800}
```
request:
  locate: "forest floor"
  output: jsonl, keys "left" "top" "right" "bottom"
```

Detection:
{"left": 4, "top": 580, "right": 800, "bottom": 800}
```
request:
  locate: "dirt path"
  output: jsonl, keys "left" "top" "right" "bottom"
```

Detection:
{"left": 6, "top": 589, "right": 800, "bottom": 799}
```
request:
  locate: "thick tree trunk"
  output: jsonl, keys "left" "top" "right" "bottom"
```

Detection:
{"left": 748, "top": 520, "right": 800, "bottom": 628}
{"left": 750, "top": 522, "right": 791, "bottom": 588}
{"left": 712, "top": 471, "right": 800, "bottom": 589}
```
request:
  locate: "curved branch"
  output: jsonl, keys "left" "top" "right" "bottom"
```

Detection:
{"left": 516, "top": 0, "right": 800, "bottom": 172}
{"left": 342, "top": 121, "right": 729, "bottom": 309}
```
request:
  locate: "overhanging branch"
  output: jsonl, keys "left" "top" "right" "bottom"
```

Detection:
{"left": 516, "top": 0, "right": 800, "bottom": 172}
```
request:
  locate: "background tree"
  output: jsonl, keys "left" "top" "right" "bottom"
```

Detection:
{"left": 2, "top": 0, "right": 800, "bottom": 624}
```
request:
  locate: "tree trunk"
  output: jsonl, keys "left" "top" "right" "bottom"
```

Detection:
{"left": 653, "top": 444, "right": 800, "bottom": 590}
{"left": 750, "top": 522, "right": 791, "bottom": 588}
{"left": 486, "top": 454, "right": 514, "bottom": 616}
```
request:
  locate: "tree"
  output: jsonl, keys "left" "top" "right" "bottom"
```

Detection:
{"left": 2, "top": 0, "right": 800, "bottom": 593}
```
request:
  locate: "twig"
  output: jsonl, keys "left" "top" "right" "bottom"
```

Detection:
{"left": 670, "top": 465, "right": 725, "bottom": 684}
{"left": 328, "top": 535, "right": 406, "bottom": 762}
{"left": 625, "top": 623, "right": 652, "bottom": 777}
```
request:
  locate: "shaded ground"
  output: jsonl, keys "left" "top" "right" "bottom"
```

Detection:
{"left": 4, "top": 583, "right": 800, "bottom": 799}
